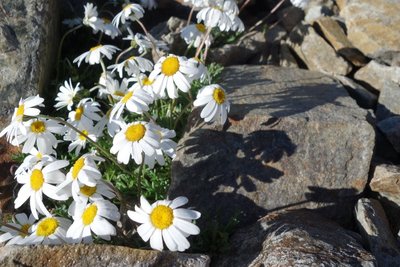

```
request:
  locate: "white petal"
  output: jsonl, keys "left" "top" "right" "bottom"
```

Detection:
{"left": 150, "top": 229, "right": 164, "bottom": 251}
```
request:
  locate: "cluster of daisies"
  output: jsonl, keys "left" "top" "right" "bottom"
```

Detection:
{"left": 0, "top": 0, "right": 245, "bottom": 251}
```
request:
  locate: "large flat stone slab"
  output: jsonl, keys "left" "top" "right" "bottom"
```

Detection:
{"left": 0, "top": 244, "right": 210, "bottom": 267}
{"left": 170, "top": 65, "right": 375, "bottom": 228}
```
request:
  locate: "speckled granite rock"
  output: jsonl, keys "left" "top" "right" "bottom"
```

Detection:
{"left": 170, "top": 65, "right": 375, "bottom": 228}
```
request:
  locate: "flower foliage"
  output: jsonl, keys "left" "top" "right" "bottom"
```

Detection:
{"left": 0, "top": 0, "right": 244, "bottom": 251}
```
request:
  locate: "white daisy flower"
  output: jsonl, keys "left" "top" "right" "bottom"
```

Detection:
{"left": 180, "top": 23, "right": 212, "bottom": 48}
{"left": 229, "top": 13, "right": 244, "bottom": 32}
{"left": 16, "top": 118, "right": 64, "bottom": 154}
{"left": 188, "top": 57, "right": 209, "bottom": 82}
{"left": 110, "top": 121, "right": 160, "bottom": 165}
{"left": 64, "top": 124, "right": 99, "bottom": 156}
{"left": 193, "top": 84, "right": 230, "bottom": 124}
{"left": 66, "top": 199, "right": 120, "bottom": 243}
{"left": 0, "top": 95, "right": 44, "bottom": 144}
{"left": 73, "top": 44, "right": 120, "bottom": 67}
{"left": 109, "top": 81, "right": 153, "bottom": 120}
{"left": 56, "top": 153, "right": 104, "bottom": 201}
{"left": 183, "top": 0, "right": 208, "bottom": 8}
{"left": 67, "top": 99, "right": 102, "bottom": 131}
{"left": 290, "top": 0, "right": 309, "bottom": 9}
{"left": 98, "top": 77, "right": 127, "bottom": 101}
{"left": 136, "top": 74, "right": 158, "bottom": 99}
{"left": 128, "top": 196, "right": 201, "bottom": 252}
{"left": 0, "top": 213, "right": 36, "bottom": 245}
{"left": 149, "top": 54, "right": 197, "bottom": 99}
{"left": 26, "top": 216, "right": 72, "bottom": 245}
{"left": 15, "top": 147, "right": 55, "bottom": 177}
{"left": 14, "top": 160, "right": 70, "bottom": 219}
{"left": 140, "top": 0, "right": 157, "bottom": 10}
{"left": 82, "top": 3, "right": 103, "bottom": 33}
{"left": 112, "top": 3, "right": 145, "bottom": 28}
{"left": 144, "top": 124, "right": 177, "bottom": 169}
{"left": 101, "top": 18, "right": 121, "bottom": 39}
{"left": 108, "top": 56, "right": 153, "bottom": 78}
{"left": 73, "top": 180, "right": 116, "bottom": 205}
{"left": 54, "top": 79, "right": 82, "bottom": 111}
{"left": 197, "top": 4, "right": 232, "bottom": 31}
{"left": 94, "top": 109, "right": 123, "bottom": 138}
{"left": 124, "top": 32, "right": 168, "bottom": 54}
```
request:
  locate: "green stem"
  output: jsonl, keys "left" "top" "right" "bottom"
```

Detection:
{"left": 56, "top": 24, "right": 83, "bottom": 81}
{"left": 99, "top": 58, "right": 108, "bottom": 76}
{"left": 169, "top": 99, "right": 177, "bottom": 128}
{"left": 173, "top": 102, "right": 192, "bottom": 129}
{"left": 137, "top": 155, "right": 145, "bottom": 200}
{"left": 186, "top": 5, "right": 195, "bottom": 26}
{"left": 115, "top": 46, "right": 133, "bottom": 64}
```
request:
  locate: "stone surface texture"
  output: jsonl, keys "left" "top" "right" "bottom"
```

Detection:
{"left": 370, "top": 164, "right": 400, "bottom": 207}
{"left": 332, "top": 75, "right": 377, "bottom": 109}
{"left": 170, "top": 65, "right": 375, "bottom": 228}
{"left": 0, "top": 0, "right": 59, "bottom": 129}
{"left": 355, "top": 198, "right": 400, "bottom": 267}
{"left": 377, "top": 116, "right": 400, "bottom": 154}
{"left": 288, "top": 24, "right": 352, "bottom": 75}
{"left": 0, "top": 244, "right": 210, "bottom": 267}
{"left": 354, "top": 60, "right": 400, "bottom": 93}
{"left": 314, "top": 17, "right": 368, "bottom": 66}
{"left": 215, "top": 209, "right": 376, "bottom": 267}
{"left": 340, "top": 0, "right": 400, "bottom": 64}
{"left": 376, "top": 81, "right": 400, "bottom": 122}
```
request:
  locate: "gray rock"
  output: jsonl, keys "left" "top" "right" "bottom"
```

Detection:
{"left": 376, "top": 80, "right": 400, "bottom": 122}
{"left": 150, "top": 17, "right": 186, "bottom": 57}
{"left": 377, "top": 116, "right": 400, "bottom": 153}
{"left": 215, "top": 209, "right": 376, "bottom": 267}
{"left": 288, "top": 23, "right": 352, "bottom": 75}
{"left": 314, "top": 17, "right": 368, "bottom": 67}
{"left": 278, "top": 6, "right": 304, "bottom": 32}
{"left": 340, "top": 0, "right": 400, "bottom": 65}
{"left": 209, "top": 30, "right": 271, "bottom": 66}
{"left": 170, "top": 65, "right": 375, "bottom": 228}
{"left": 370, "top": 164, "right": 400, "bottom": 208}
{"left": 355, "top": 198, "right": 400, "bottom": 267}
{"left": 0, "top": 0, "right": 59, "bottom": 129}
{"left": 0, "top": 244, "right": 210, "bottom": 266}
{"left": 279, "top": 42, "right": 298, "bottom": 68}
{"left": 332, "top": 75, "right": 377, "bottom": 109}
{"left": 354, "top": 60, "right": 400, "bottom": 93}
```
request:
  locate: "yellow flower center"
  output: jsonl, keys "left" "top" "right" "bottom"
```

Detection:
{"left": 161, "top": 56, "right": 180, "bottom": 76}
{"left": 213, "top": 88, "right": 226, "bottom": 104}
{"left": 19, "top": 223, "right": 31, "bottom": 237}
{"left": 123, "top": 4, "right": 133, "bottom": 11}
{"left": 30, "top": 169, "right": 44, "bottom": 191}
{"left": 36, "top": 152, "right": 43, "bottom": 160}
{"left": 72, "top": 157, "right": 85, "bottom": 179}
{"left": 114, "top": 90, "right": 125, "bottom": 97}
{"left": 142, "top": 77, "right": 153, "bottom": 86}
{"left": 121, "top": 91, "right": 133, "bottom": 104}
{"left": 195, "top": 23, "right": 206, "bottom": 33}
{"left": 80, "top": 185, "right": 97, "bottom": 197}
{"left": 30, "top": 121, "right": 46, "bottom": 134}
{"left": 125, "top": 124, "right": 146, "bottom": 142}
{"left": 102, "top": 17, "right": 111, "bottom": 24}
{"left": 36, "top": 218, "right": 58, "bottom": 237}
{"left": 90, "top": 44, "right": 103, "bottom": 51}
{"left": 79, "top": 130, "right": 89, "bottom": 141}
{"left": 75, "top": 106, "right": 84, "bottom": 121}
{"left": 150, "top": 205, "right": 174, "bottom": 230}
{"left": 16, "top": 104, "right": 25, "bottom": 121}
{"left": 82, "top": 204, "right": 98, "bottom": 225}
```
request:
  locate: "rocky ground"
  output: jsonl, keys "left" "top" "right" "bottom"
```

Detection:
{"left": 1, "top": 0, "right": 400, "bottom": 266}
